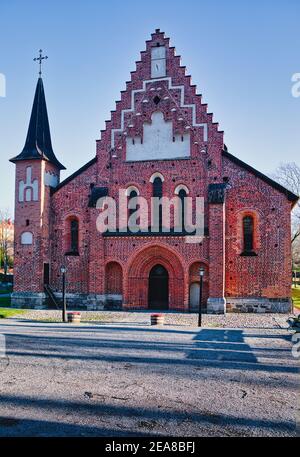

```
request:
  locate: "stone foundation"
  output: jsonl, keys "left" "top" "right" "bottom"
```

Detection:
{"left": 86, "top": 294, "right": 122, "bottom": 311}
{"left": 11, "top": 292, "right": 48, "bottom": 309}
{"left": 207, "top": 297, "right": 226, "bottom": 314}
{"left": 11, "top": 291, "right": 123, "bottom": 311}
{"left": 11, "top": 292, "right": 292, "bottom": 314}
{"left": 226, "top": 297, "right": 292, "bottom": 313}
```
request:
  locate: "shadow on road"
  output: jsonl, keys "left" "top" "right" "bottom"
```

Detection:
{"left": 0, "top": 393, "right": 295, "bottom": 437}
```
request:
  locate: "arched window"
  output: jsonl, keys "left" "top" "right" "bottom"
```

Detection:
{"left": 178, "top": 188, "right": 187, "bottom": 232}
{"left": 70, "top": 218, "right": 79, "bottom": 253}
{"left": 243, "top": 215, "right": 254, "bottom": 252}
{"left": 152, "top": 177, "right": 163, "bottom": 230}
{"left": 128, "top": 190, "right": 138, "bottom": 219}
{"left": 152, "top": 177, "right": 162, "bottom": 198}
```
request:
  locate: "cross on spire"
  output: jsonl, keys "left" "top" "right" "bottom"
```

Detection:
{"left": 33, "top": 49, "right": 48, "bottom": 76}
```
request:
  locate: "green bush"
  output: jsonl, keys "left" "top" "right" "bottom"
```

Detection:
{"left": 0, "top": 296, "right": 11, "bottom": 307}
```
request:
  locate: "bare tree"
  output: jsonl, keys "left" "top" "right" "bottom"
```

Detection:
{"left": 273, "top": 162, "right": 300, "bottom": 268}
{"left": 0, "top": 209, "right": 14, "bottom": 276}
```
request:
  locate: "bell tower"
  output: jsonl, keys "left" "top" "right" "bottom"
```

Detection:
{"left": 10, "top": 54, "right": 65, "bottom": 308}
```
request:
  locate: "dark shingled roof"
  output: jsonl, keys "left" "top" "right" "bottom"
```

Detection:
{"left": 10, "top": 77, "right": 65, "bottom": 170}
{"left": 222, "top": 148, "right": 299, "bottom": 204}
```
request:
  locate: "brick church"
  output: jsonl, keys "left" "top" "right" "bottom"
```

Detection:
{"left": 10, "top": 30, "right": 298, "bottom": 313}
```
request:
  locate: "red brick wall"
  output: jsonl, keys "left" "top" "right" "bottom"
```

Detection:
{"left": 47, "top": 30, "right": 223, "bottom": 310}
{"left": 50, "top": 162, "right": 97, "bottom": 294}
{"left": 223, "top": 156, "right": 292, "bottom": 299}
{"left": 13, "top": 160, "right": 59, "bottom": 293}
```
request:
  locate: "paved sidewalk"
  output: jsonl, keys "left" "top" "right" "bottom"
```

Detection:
{"left": 0, "top": 319, "right": 299, "bottom": 437}
{"left": 7, "top": 309, "right": 294, "bottom": 329}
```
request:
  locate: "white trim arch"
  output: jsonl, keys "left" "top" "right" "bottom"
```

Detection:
{"left": 149, "top": 172, "right": 165, "bottom": 183}
{"left": 125, "top": 185, "right": 140, "bottom": 196}
{"left": 174, "top": 184, "right": 190, "bottom": 195}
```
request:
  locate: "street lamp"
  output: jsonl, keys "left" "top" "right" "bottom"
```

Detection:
{"left": 60, "top": 265, "right": 67, "bottom": 323}
{"left": 198, "top": 266, "right": 205, "bottom": 327}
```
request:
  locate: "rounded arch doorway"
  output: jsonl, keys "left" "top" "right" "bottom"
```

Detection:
{"left": 148, "top": 264, "right": 169, "bottom": 310}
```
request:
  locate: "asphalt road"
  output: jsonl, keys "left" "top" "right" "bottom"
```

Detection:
{"left": 0, "top": 319, "right": 299, "bottom": 437}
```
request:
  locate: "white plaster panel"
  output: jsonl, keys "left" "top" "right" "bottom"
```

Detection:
{"left": 26, "top": 166, "right": 31, "bottom": 181}
{"left": 126, "top": 111, "right": 190, "bottom": 161}
{"left": 151, "top": 46, "right": 166, "bottom": 78}
{"left": 18, "top": 166, "right": 38, "bottom": 202}
{"left": 32, "top": 179, "right": 38, "bottom": 200}
{"left": 151, "top": 60, "right": 166, "bottom": 78}
{"left": 21, "top": 231, "right": 33, "bottom": 245}
{"left": 25, "top": 188, "right": 32, "bottom": 202}
{"left": 19, "top": 181, "right": 25, "bottom": 202}
{"left": 151, "top": 47, "right": 166, "bottom": 60}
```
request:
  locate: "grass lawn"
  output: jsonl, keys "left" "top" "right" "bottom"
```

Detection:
{"left": 0, "top": 308, "right": 26, "bottom": 319}
{"left": 292, "top": 287, "right": 300, "bottom": 310}
{"left": 0, "top": 292, "right": 27, "bottom": 319}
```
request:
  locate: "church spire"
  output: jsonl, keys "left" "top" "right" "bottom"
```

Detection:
{"left": 10, "top": 75, "right": 65, "bottom": 170}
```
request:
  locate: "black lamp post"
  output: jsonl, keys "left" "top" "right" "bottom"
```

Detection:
{"left": 198, "top": 266, "right": 205, "bottom": 327}
{"left": 60, "top": 265, "right": 67, "bottom": 323}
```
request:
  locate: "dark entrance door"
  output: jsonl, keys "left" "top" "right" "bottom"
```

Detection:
{"left": 43, "top": 263, "right": 50, "bottom": 285}
{"left": 148, "top": 264, "right": 169, "bottom": 309}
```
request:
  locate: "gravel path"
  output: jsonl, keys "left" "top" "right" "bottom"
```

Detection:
{"left": 6, "top": 309, "right": 293, "bottom": 329}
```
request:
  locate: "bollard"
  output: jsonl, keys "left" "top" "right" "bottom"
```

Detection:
{"left": 67, "top": 312, "right": 81, "bottom": 324}
{"left": 150, "top": 313, "right": 164, "bottom": 325}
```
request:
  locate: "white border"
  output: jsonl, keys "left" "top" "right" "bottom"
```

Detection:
{"left": 111, "top": 77, "right": 208, "bottom": 147}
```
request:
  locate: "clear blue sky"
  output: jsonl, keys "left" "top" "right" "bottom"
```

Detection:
{"left": 0, "top": 0, "right": 299, "bottom": 214}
